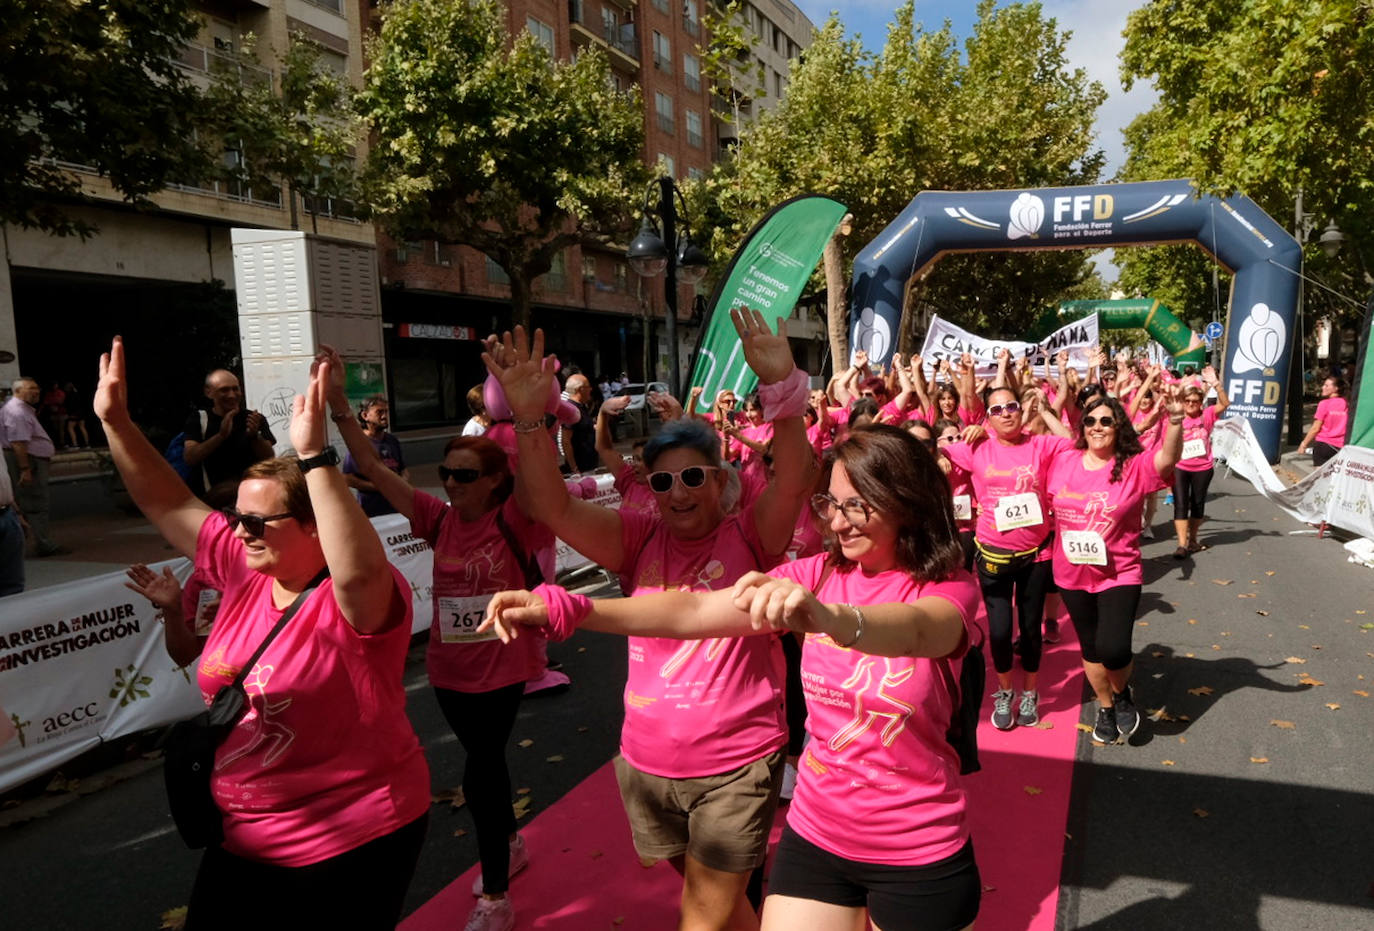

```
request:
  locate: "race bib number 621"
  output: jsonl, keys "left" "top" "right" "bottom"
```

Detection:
{"left": 438, "top": 595, "right": 497, "bottom": 644}
{"left": 994, "top": 492, "right": 1044, "bottom": 532}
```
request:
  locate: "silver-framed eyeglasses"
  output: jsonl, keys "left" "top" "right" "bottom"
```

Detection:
{"left": 810, "top": 493, "right": 872, "bottom": 527}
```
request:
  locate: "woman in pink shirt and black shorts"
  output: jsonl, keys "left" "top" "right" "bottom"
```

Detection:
{"left": 484, "top": 425, "right": 984, "bottom": 931}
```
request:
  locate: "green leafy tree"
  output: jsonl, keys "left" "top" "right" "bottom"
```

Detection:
{"left": 701, "top": 0, "right": 1107, "bottom": 360}
{"left": 0, "top": 0, "right": 207, "bottom": 237}
{"left": 1117, "top": 0, "right": 1374, "bottom": 324}
{"left": 356, "top": 0, "right": 648, "bottom": 329}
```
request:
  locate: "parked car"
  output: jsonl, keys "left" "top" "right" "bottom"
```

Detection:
{"left": 613, "top": 382, "right": 670, "bottom": 412}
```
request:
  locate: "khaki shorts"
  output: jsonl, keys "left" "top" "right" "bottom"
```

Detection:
{"left": 613, "top": 750, "right": 785, "bottom": 874}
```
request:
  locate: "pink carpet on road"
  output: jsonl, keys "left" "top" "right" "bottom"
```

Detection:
{"left": 402, "top": 614, "right": 1084, "bottom": 931}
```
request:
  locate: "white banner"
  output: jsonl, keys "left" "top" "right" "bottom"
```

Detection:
{"left": 918, "top": 313, "right": 1099, "bottom": 378}
{"left": 1212, "top": 417, "right": 1374, "bottom": 539}
{"left": 0, "top": 476, "right": 626, "bottom": 792}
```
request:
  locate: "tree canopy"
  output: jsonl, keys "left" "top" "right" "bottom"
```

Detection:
{"left": 356, "top": 0, "right": 649, "bottom": 328}
{"left": 697, "top": 0, "right": 1108, "bottom": 353}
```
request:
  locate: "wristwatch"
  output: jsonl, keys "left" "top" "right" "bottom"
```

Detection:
{"left": 297, "top": 447, "right": 341, "bottom": 473}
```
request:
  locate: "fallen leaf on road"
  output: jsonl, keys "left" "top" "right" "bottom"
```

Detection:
{"left": 1212, "top": 579, "right": 1234, "bottom": 586}
{"left": 1152, "top": 651, "right": 1166, "bottom": 657}
{"left": 513, "top": 797, "right": 532, "bottom": 818}
{"left": 1161, "top": 760, "right": 1175, "bottom": 766}
{"left": 1178, "top": 715, "right": 1192, "bottom": 722}
{"left": 1312, "top": 644, "right": 1323, "bottom": 650}
{"left": 1187, "top": 686, "right": 1214, "bottom": 696}
{"left": 1265, "top": 571, "right": 1276, "bottom": 576}
{"left": 1212, "top": 645, "right": 1222, "bottom": 650}
{"left": 1237, "top": 593, "right": 1257, "bottom": 599}
{"left": 1137, "top": 620, "right": 1149, "bottom": 626}
{"left": 1250, "top": 757, "right": 1269, "bottom": 764}
{"left": 545, "top": 754, "right": 565, "bottom": 763}
{"left": 1179, "top": 737, "right": 1187, "bottom": 743}
{"left": 1299, "top": 624, "right": 1311, "bottom": 630}
{"left": 518, "top": 738, "right": 534, "bottom": 748}
{"left": 1257, "top": 610, "right": 1270, "bottom": 616}
{"left": 1354, "top": 690, "right": 1370, "bottom": 698}
{"left": 1193, "top": 808, "right": 1209, "bottom": 818}
{"left": 1358, "top": 610, "right": 1368, "bottom": 615}
{"left": 1285, "top": 657, "right": 1307, "bottom": 664}
{"left": 1147, "top": 707, "right": 1177, "bottom": 722}
{"left": 160, "top": 907, "right": 188, "bottom": 930}
{"left": 1185, "top": 652, "right": 1196, "bottom": 658}
{"left": 1023, "top": 786, "right": 1042, "bottom": 795}
{"left": 1033, "top": 720, "right": 1055, "bottom": 730}
{"left": 1325, "top": 703, "right": 1341, "bottom": 710}
{"left": 1299, "top": 676, "right": 1325, "bottom": 686}
{"left": 432, "top": 787, "right": 466, "bottom": 809}
{"left": 1271, "top": 720, "right": 1296, "bottom": 729}
{"left": 1362, "top": 624, "right": 1374, "bottom": 631}
{"left": 1075, "top": 723, "right": 1093, "bottom": 733}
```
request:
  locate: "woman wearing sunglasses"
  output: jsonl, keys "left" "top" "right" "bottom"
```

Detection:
{"left": 93, "top": 339, "right": 429, "bottom": 929}
{"left": 940, "top": 386, "right": 1070, "bottom": 731}
{"left": 1044, "top": 392, "right": 1184, "bottom": 743}
{"left": 484, "top": 311, "right": 815, "bottom": 931}
{"left": 481, "top": 425, "right": 982, "bottom": 931}
{"left": 315, "top": 349, "right": 550, "bottom": 931}
{"left": 1172, "top": 369, "right": 1231, "bottom": 558}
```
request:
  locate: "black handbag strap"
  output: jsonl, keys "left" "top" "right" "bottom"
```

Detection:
{"left": 230, "top": 565, "right": 330, "bottom": 691}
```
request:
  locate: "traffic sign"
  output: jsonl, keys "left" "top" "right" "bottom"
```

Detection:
{"left": 1205, "top": 321, "right": 1224, "bottom": 340}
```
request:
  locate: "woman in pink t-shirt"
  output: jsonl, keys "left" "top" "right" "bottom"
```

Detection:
{"left": 94, "top": 340, "right": 429, "bottom": 929}
{"left": 486, "top": 312, "right": 816, "bottom": 931}
{"left": 484, "top": 425, "right": 984, "bottom": 931}
{"left": 1297, "top": 376, "right": 1349, "bottom": 467}
{"left": 324, "top": 353, "right": 552, "bottom": 931}
{"left": 1046, "top": 394, "right": 1184, "bottom": 744}
{"left": 1172, "top": 371, "right": 1231, "bottom": 558}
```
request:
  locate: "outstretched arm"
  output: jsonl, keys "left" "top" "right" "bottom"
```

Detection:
{"left": 319, "top": 346, "right": 417, "bottom": 522}
{"left": 1155, "top": 384, "right": 1186, "bottom": 476}
{"left": 94, "top": 338, "right": 211, "bottom": 558}
{"left": 596, "top": 396, "right": 631, "bottom": 474}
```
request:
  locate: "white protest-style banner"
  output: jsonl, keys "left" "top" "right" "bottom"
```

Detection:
{"left": 0, "top": 478, "right": 626, "bottom": 793}
{"left": 1212, "top": 417, "right": 1374, "bottom": 539}
{"left": 918, "top": 313, "right": 1099, "bottom": 378}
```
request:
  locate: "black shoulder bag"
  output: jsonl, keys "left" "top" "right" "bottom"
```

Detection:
{"left": 162, "top": 568, "right": 328, "bottom": 849}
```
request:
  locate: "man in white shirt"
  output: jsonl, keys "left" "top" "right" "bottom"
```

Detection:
{"left": 0, "top": 456, "right": 24, "bottom": 594}
{"left": 2, "top": 377, "right": 63, "bottom": 557}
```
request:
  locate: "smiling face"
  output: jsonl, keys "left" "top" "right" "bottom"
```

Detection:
{"left": 937, "top": 388, "right": 958, "bottom": 416}
{"left": 442, "top": 448, "right": 505, "bottom": 519}
{"left": 809, "top": 389, "right": 829, "bottom": 411}
{"left": 827, "top": 462, "right": 898, "bottom": 572}
{"left": 743, "top": 400, "right": 764, "bottom": 425}
{"left": 1321, "top": 378, "right": 1339, "bottom": 398}
{"left": 204, "top": 370, "right": 243, "bottom": 416}
{"left": 647, "top": 446, "right": 726, "bottom": 540}
{"left": 1081, "top": 402, "right": 1119, "bottom": 458}
{"left": 985, "top": 388, "right": 1024, "bottom": 440}
{"left": 233, "top": 478, "right": 319, "bottom": 579}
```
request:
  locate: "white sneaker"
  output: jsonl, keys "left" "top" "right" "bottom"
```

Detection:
{"left": 1141, "top": 525, "right": 1155, "bottom": 539}
{"left": 464, "top": 895, "right": 514, "bottom": 931}
{"left": 471, "top": 834, "right": 529, "bottom": 896}
{"left": 779, "top": 762, "right": 798, "bottom": 800}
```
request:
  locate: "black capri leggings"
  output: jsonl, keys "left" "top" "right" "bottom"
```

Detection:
{"left": 1312, "top": 441, "right": 1341, "bottom": 467}
{"left": 1060, "top": 584, "right": 1142, "bottom": 671}
{"left": 978, "top": 557, "right": 1053, "bottom": 674}
{"left": 434, "top": 682, "right": 525, "bottom": 895}
{"left": 1172, "top": 467, "right": 1213, "bottom": 520}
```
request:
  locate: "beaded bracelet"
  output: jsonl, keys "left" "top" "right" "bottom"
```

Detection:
{"left": 512, "top": 419, "right": 545, "bottom": 434}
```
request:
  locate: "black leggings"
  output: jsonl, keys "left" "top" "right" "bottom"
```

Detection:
{"left": 978, "top": 558, "right": 1053, "bottom": 674}
{"left": 1060, "top": 584, "right": 1141, "bottom": 671}
{"left": 781, "top": 631, "right": 807, "bottom": 755}
{"left": 435, "top": 682, "right": 525, "bottom": 895}
{"left": 186, "top": 812, "right": 428, "bottom": 929}
{"left": 1172, "top": 467, "right": 1213, "bottom": 520}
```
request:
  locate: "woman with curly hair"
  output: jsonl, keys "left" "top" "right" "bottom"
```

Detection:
{"left": 1044, "top": 391, "right": 1184, "bottom": 745}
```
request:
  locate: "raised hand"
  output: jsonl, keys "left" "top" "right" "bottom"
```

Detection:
{"left": 1163, "top": 382, "right": 1186, "bottom": 420}
{"left": 1201, "top": 364, "right": 1219, "bottom": 387}
{"left": 601, "top": 395, "right": 632, "bottom": 416}
{"left": 124, "top": 563, "right": 182, "bottom": 613}
{"left": 480, "top": 326, "right": 556, "bottom": 422}
{"left": 316, "top": 344, "right": 349, "bottom": 406}
{"left": 290, "top": 357, "right": 330, "bottom": 458}
{"left": 732, "top": 306, "right": 794, "bottom": 385}
{"left": 94, "top": 337, "right": 133, "bottom": 428}
{"left": 647, "top": 391, "right": 683, "bottom": 422}
{"left": 853, "top": 349, "right": 869, "bottom": 370}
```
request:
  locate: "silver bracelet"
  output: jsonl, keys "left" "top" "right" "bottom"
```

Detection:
{"left": 836, "top": 603, "right": 865, "bottom": 649}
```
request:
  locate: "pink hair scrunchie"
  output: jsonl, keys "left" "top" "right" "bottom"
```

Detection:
{"left": 531, "top": 583, "right": 592, "bottom": 642}
{"left": 758, "top": 367, "right": 810, "bottom": 422}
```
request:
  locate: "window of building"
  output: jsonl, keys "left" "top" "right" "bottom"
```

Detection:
{"left": 601, "top": 6, "right": 618, "bottom": 39}
{"left": 540, "top": 251, "right": 567, "bottom": 292}
{"left": 486, "top": 256, "right": 510, "bottom": 286}
{"left": 683, "top": 53, "right": 701, "bottom": 93}
{"left": 658, "top": 153, "right": 675, "bottom": 176}
{"left": 582, "top": 255, "right": 597, "bottom": 281}
{"left": 684, "top": 0, "right": 700, "bottom": 37}
{"left": 652, "top": 0, "right": 669, "bottom": 12}
{"left": 686, "top": 109, "right": 702, "bottom": 148}
{"left": 774, "top": 69, "right": 784, "bottom": 98}
{"left": 687, "top": 166, "right": 706, "bottom": 180}
{"left": 614, "top": 262, "right": 629, "bottom": 291}
{"left": 655, "top": 92, "right": 674, "bottom": 134}
{"left": 527, "top": 17, "right": 555, "bottom": 54}
{"left": 653, "top": 31, "right": 672, "bottom": 72}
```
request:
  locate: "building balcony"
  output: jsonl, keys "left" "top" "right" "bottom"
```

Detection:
{"left": 567, "top": 2, "right": 640, "bottom": 69}
{"left": 173, "top": 41, "right": 272, "bottom": 89}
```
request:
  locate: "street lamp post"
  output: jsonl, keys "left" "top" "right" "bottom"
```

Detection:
{"left": 1288, "top": 190, "right": 1345, "bottom": 445}
{"left": 627, "top": 176, "right": 709, "bottom": 399}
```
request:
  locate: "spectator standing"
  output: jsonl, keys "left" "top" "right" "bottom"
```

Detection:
{"left": 2, "top": 377, "right": 65, "bottom": 556}
{"left": 341, "top": 395, "right": 408, "bottom": 516}
{"left": 0, "top": 460, "right": 24, "bottom": 594}
{"left": 463, "top": 384, "right": 492, "bottom": 437}
{"left": 561, "top": 374, "right": 597, "bottom": 474}
{"left": 182, "top": 369, "right": 276, "bottom": 507}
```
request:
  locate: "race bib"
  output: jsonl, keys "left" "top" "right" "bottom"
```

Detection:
{"left": 1182, "top": 437, "right": 1207, "bottom": 460}
{"left": 1062, "top": 529, "right": 1107, "bottom": 566}
{"left": 438, "top": 595, "right": 497, "bottom": 644}
{"left": 994, "top": 492, "right": 1043, "bottom": 532}
{"left": 952, "top": 494, "right": 973, "bottom": 521}
{"left": 194, "top": 589, "right": 221, "bottom": 637}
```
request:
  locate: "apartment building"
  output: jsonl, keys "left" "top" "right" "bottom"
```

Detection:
{"left": 375, "top": 0, "right": 816, "bottom": 428}
{"left": 0, "top": 0, "right": 371, "bottom": 435}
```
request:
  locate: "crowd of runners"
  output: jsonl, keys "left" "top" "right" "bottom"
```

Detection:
{"left": 92, "top": 317, "right": 1235, "bottom": 931}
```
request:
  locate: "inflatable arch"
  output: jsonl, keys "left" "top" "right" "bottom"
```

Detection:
{"left": 1054, "top": 299, "right": 1207, "bottom": 368}
{"left": 848, "top": 180, "right": 1300, "bottom": 462}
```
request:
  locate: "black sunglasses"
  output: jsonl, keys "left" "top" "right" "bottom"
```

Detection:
{"left": 223, "top": 508, "right": 294, "bottom": 538}
{"left": 1083, "top": 415, "right": 1117, "bottom": 428}
{"left": 647, "top": 465, "right": 718, "bottom": 493}
{"left": 438, "top": 466, "right": 483, "bottom": 484}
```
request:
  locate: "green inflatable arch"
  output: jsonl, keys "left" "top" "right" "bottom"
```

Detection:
{"left": 1054, "top": 299, "right": 1207, "bottom": 367}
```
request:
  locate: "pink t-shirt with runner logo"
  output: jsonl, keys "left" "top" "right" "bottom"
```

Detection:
{"left": 769, "top": 556, "right": 982, "bottom": 866}
{"left": 1315, "top": 397, "right": 1349, "bottom": 448}
{"left": 194, "top": 513, "right": 429, "bottom": 867}
{"left": 411, "top": 489, "right": 554, "bottom": 693}
{"left": 613, "top": 463, "right": 659, "bottom": 517}
{"left": 1046, "top": 449, "right": 1170, "bottom": 593}
{"left": 617, "top": 507, "right": 787, "bottom": 778}
{"left": 1177, "top": 405, "right": 1220, "bottom": 471}
{"left": 942, "top": 433, "right": 1072, "bottom": 555}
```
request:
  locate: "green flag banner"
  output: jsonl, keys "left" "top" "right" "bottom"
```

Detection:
{"left": 1349, "top": 298, "right": 1374, "bottom": 449}
{"left": 686, "top": 194, "right": 847, "bottom": 410}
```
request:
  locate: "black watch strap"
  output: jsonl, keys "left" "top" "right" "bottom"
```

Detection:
{"left": 298, "top": 447, "right": 341, "bottom": 473}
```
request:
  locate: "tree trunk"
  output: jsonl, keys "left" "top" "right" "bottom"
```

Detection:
{"left": 509, "top": 273, "right": 533, "bottom": 332}
{"left": 823, "top": 234, "right": 849, "bottom": 372}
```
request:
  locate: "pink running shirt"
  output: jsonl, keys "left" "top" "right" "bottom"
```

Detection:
{"left": 617, "top": 507, "right": 787, "bottom": 778}
{"left": 942, "top": 433, "right": 1072, "bottom": 555}
{"left": 769, "top": 556, "right": 982, "bottom": 866}
{"left": 613, "top": 463, "right": 659, "bottom": 517}
{"left": 194, "top": 514, "right": 429, "bottom": 867}
{"left": 411, "top": 489, "right": 554, "bottom": 693}
{"left": 1046, "top": 448, "right": 1170, "bottom": 593}
{"left": 1315, "top": 397, "right": 1348, "bottom": 448}
{"left": 1177, "top": 405, "right": 1220, "bottom": 471}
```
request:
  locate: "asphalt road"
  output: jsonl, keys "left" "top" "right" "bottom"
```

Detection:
{"left": 3, "top": 465, "right": 1372, "bottom": 929}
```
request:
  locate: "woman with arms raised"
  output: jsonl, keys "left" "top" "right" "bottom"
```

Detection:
{"left": 94, "top": 338, "right": 428, "bottom": 929}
